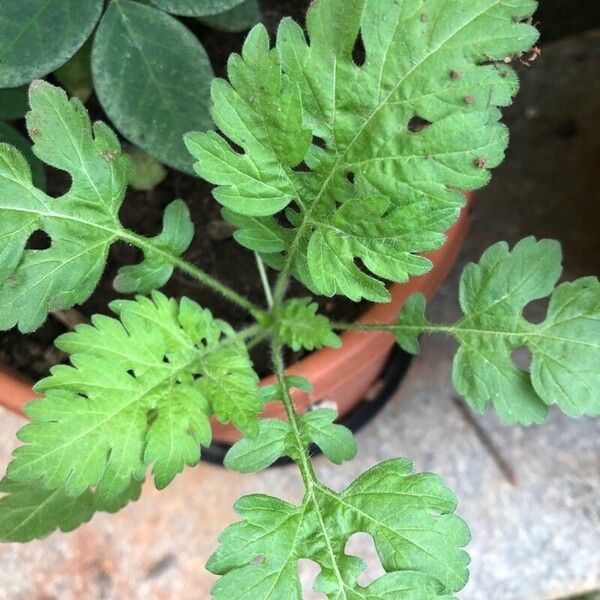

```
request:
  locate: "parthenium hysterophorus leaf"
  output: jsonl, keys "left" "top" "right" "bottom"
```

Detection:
{"left": 186, "top": 0, "right": 539, "bottom": 302}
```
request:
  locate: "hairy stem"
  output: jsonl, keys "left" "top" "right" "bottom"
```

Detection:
{"left": 246, "top": 330, "right": 271, "bottom": 351}
{"left": 331, "top": 321, "right": 442, "bottom": 333}
{"left": 270, "top": 338, "right": 317, "bottom": 488}
{"left": 270, "top": 337, "right": 349, "bottom": 591}
{"left": 254, "top": 252, "right": 274, "bottom": 309}
{"left": 331, "top": 321, "right": 547, "bottom": 341}
{"left": 121, "top": 230, "right": 263, "bottom": 317}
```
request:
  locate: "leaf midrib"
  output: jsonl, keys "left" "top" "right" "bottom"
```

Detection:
{"left": 280, "top": 0, "right": 505, "bottom": 278}
{"left": 10, "top": 330, "right": 234, "bottom": 483}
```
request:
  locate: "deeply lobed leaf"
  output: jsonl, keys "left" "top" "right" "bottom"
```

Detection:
{"left": 5, "top": 292, "right": 261, "bottom": 500}
{"left": 0, "top": 81, "right": 194, "bottom": 332}
{"left": 396, "top": 238, "right": 600, "bottom": 424}
{"left": 0, "top": 478, "right": 141, "bottom": 543}
{"left": 187, "top": 0, "right": 539, "bottom": 301}
{"left": 209, "top": 459, "right": 470, "bottom": 598}
{"left": 275, "top": 297, "right": 341, "bottom": 351}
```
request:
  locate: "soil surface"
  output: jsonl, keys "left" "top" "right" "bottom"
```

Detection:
{"left": 0, "top": 0, "right": 366, "bottom": 381}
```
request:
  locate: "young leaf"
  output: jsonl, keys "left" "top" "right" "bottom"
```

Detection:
{"left": 114, "top": 200, "right": 193, "bottom": 294}
{"left": 209, "top": 459, "right": 470, "bottom": 598}
{"left": 276, "top": 298, "right": 341, "bottom": 351}
{"left": 224, "top": 420, "right": 290, "bottom": 473}
{"left": 127, "top": 145, "right": 168, "bottom": 192}
{"left": 258, "top": 375, "right": 313, "bottom": 404}
{"left": 227, "top": 372, "right": 356, "bottom": 472}
{"left": 5, "top": 292, "right": 261, "bottom": 500}
{"left": 92, "top": 0, "right": 214, "bottom": 173}
{"left": 187, "top": 0, "right": 539, "bottom": 301}
{"left": 0, "top": 0, "right": 103, "bottom": 87}
{"left": 0, "top": 478, "right": 142, "bottom": 543}
{"left": 396, "top": 238, "right": 600, "bottom": 424}
{"left": 198, "top": 0, "right": 261, "bottom": 32}
{"left": 299, "top": 409, "right": 357, "bottom": 465}
{"left": 150, "top": 0, "right": 247, "bottom": 17}
{"left": 0, "top": 81, "right": 194, "bottom": 333}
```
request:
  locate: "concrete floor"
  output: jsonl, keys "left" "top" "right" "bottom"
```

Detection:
{"left": 0, "top": 30, "right": 598, "bottom": 600}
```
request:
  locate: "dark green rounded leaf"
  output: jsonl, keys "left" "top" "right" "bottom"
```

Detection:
{"left": 198, "top": 0, "right": 261, "bottom": 32}
{"left": 0, "top": 86, "right": 29, "bottom": 120}
{"left": 150, "top": 0, "right": 246, "bottom": 17}
{"left": 0, "top": 122, "right": 45, "bottom": 189}
{"left": 92, "top": 0, "right": 214, "bottom": 174}
{"left": 0, "top": 0, "right": 103, "bottom": 87}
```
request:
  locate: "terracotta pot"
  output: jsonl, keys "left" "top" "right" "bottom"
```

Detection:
{"left": 0, "top": 197, "right": 472, "bottom": 444}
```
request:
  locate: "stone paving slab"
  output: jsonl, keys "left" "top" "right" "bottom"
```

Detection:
{"left": 0, "top": 29, "right": 598, "bottom": 600}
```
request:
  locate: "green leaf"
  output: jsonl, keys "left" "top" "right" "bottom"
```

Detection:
{"left": 127, "top": 145, "right": 168, "bottom": 191}
{"left": 0, "top": 478, "right": 142, "bottom": 543}
{"left": 0, "top": 86, "right": 29, "bottom": 120}
{"left": 5, "top": 292, "right": 261, "bottom": 500}
{"left": 0, "top": 0, "right": 103, "bottom": 87}
{"left": 198, "top": 0, "right": 261, "bottom": 32}
{"left": 397, "top": 238, "right": 600, "bottom": 424}
{"left": 54, "top": 40, "right": 93, "bottom": 103}
{"left": 227, "top": 372, "right": 356, "bottom": 471}
{"left": 114, "top": 200, "right": 193, "bottom": 294}
{"left": 150, "top": 0, "right": 247, "bottom": 17}
{"left": 92, "top": 0, "right": 214, "bottom": 174}
{"left": 186, "top": 0, "right": 538, "bottom": 301}
{"left": 224, "top": 419, "right": 290, "bottom": 473}
{"left": 0, "top": 122, "right": 45, "bottom": 190}
{"left": 258, "top": 375, "right": 313, "bottom": 404}
{"left": 394, "top": 294, "right": 429, "bottom": 355}
{"left": 225, "top": 408, "right": 356, "bottom": 472}
{"left": 209, "top": 459, "right": 470, "bottom": 598}
{"left": 276, "top": 297, "right": 341, "bottom": 351}
{"left": 0, "top": 81, "right": 194, "bottom": 333}
{"left": 299, "top": 409, "right": 357, "bottom": 465}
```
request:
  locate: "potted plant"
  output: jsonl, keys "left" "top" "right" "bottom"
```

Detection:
{"left": 0, "top": 206, "right": 472, "bottom": 444}
{"left": 0, "top": 1, "right": 598, "bottom": 598}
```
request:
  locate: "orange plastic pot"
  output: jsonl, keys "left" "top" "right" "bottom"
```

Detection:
{"left": 0, "top": 198, "right": 472, "bottom": 444}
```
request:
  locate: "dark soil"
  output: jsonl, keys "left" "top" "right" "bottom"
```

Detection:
{"left": 0, "top": 0, "right": 366, "bottom": 382}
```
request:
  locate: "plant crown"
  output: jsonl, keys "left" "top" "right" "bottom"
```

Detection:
{"left": 0, "top": 1, "right": 598, "bottom": 599}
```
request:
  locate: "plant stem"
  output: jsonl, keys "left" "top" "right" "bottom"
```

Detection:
{"left": 121, "top": 230, "right": 263, "bottom": 317}
{"left": 332, "top": 321, "right": 539, "bottom": 341}
{"left": 270, "top": 338, "right": 347, "bottom": 589}
{"left": 247, "top": 330, "right": 270, "bottom": 351}
{"left": 173, "top": 255, "right": 262, "bottom": 315}
{"left": 254, "top": 252, "right": 274, "bottom": 309}
{"left": 331, "top": 321, "right": 428, "bottom": 333}
{"left": 235, "top": 323, "right": 265, "bottom": 343}
{"left": 270, "top": 338, "right": 317, "bottom": 488}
